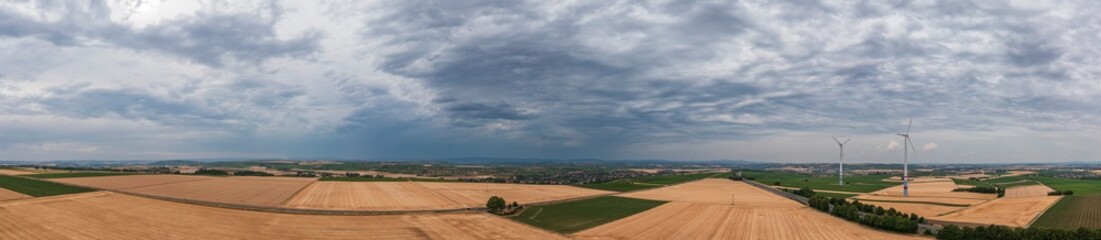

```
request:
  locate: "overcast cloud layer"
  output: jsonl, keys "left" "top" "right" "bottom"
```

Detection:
{"left": 1, "top": 0, "right": 1100, "bottom": 163}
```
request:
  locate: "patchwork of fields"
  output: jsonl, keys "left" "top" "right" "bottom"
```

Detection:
{"left": 283, "top": 181, "right": 611, "bottom": 210}
{"left": 0, "top": 192, "right": 566, "bottom": 240}
{"left": 929, "top": 196, "right": 1061, "bottom": 227}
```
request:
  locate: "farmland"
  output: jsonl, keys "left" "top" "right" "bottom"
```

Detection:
{"left": 1031, "top": 195, "right": 1101, "bottom": 229}
{"left": 575, "top": 179, "right": 926, "bottom": 240}
{"left": 0, "top": 187, "right": 29, "bottom": 201}
{"left": 0, "top": 191, "right": 567, "bottom": 239}
{"left": 282, "top": 181, "right": 610, "bottom": 211}
{"left": 122, "top": 176, "right": 315, "bottom": 207}
{"left": 740, "top": 171, "right": 899, "bottom": 193}
{"left": 851, "top": 178, "right": 996, "bottom": 217}
{"left": 1005, "top": 185, "right": 1056, "bottom": 198}
{"left": 579, "top": 172, "right": 716, "bottom": 192}
{"left": 1026, "top": 176, "right": 1101, "bottom": 195}
{"left": 0, "top": 175, "right": 94, "bottom": 197}
{"left": 52, "top": 174, "right": 215, "bottom": 190}
{"left": 929, "top": 196, "right": 1061, "bottom": 227}
{"left": 509, "top": 196, "right": 666, "bottom": 233}
{"left": 319, "top": 176, "right": 455, "bottom": 182}
{"left": 26, "top": 172, "right": 143, "bottom": 179}
{"left": 0, "top": 168, "right": 39, "bottom": 175}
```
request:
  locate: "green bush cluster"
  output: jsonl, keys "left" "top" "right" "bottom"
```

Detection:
{"left": 937, "top": 224, "right": 1101, "bottom": 240}
{"left": 1047, "top": 190, "right": 1075, "bottom": 196}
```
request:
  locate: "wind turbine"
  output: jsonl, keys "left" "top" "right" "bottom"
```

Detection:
{"left": 896, "top": 118, "right": 918, "bottom": 197}
{"left": 833, "top": 137, "right": 851, "bottom": 186}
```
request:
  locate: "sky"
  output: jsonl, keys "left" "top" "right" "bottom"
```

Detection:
{"left": 1, "top": 0, "right": 1100, "bottom": 163}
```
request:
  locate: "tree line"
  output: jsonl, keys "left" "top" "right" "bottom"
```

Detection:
{"left": 937, "top": 224, "right": 1101, "bottom": 240}
{"left": 808, "top": 196, "right": 925, "bottom": 234}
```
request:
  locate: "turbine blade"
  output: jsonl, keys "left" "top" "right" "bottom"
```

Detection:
{"left": 844, "top": 138, "right": 851, "bottom": 144}
{"left": 833, "top": 137, "right": 840, "bottom": 145}
{"left": 906, "top": 117, "right": 913, "bottom": 134}
{"left": 908, "top": 137, "right": 918, "bottom": 156}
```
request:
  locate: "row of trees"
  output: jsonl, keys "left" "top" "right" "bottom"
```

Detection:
{"left": 1047, "top": 190, "right": 1075, "bottom": 196}
{"left": 938, "top": 224, "right": 1101, "bottom": 240}
{"left": 808, "top": 196, "right": 924, "bottom": 233}
{"left": 954, "top": 186, "right": 999, "bottom": 194}
{"left": 232, "top": 170, "right": 274, "bottom": 176}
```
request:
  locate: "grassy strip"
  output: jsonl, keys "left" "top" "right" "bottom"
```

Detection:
{"left": 850, "top": 198, "right": 972, "bottom": 207}
{"left": 579, "top": 173, "right": 715, "bottom": 192}
{"left": 1031, "top": 195, "right": 1101, "bottom": 229}
{"left": 509, "top": 196, "right": 666, "bottom": 233}
{"left": 741, "top": 171, "right": 898, "bottom": 193}
{"left": 0, "top": 175, "right": 95, "bottom": 197}
{"left": 318, "top": 176, "right": 455, "bottom": 182}
{"left": 25, "top": 172, "right": 142, "bottom": 179}
{"left": 815, "top": 192, "right": 859, "bottom": 199}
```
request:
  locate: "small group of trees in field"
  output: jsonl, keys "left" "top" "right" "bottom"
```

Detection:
{"left": 232, "top": 171, "right": 273, "bottom": 176}
{"left": 485, "top": 196, "right": 521, "bottom": 215}
{"left": 194, "top": 169, "right": 229, "bottom": 176}
{"left": 790, "top": 187, "right": 816, "bottom": 198}
{"left": 727, "top": 176, "right": 754, "bottom": 181}
{"left": 1047, "top": 190, "right": 1075, "bottom": 196}
{"left": 937, "top": 224, "right": 1101, "bottom": 240}
{"left": 808, "top": 196, "right": 924, "bottom": 234}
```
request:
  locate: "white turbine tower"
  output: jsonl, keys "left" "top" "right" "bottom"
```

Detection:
{"left": 833, "top": 137, "right": 851, "bottom": 186}
{"left": 896, "top": 118, "right": 918, "bottom": 197}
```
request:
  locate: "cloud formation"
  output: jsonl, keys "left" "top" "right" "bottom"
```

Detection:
{"left": 0, "top": 0, "right": 1100, "bottom": 163}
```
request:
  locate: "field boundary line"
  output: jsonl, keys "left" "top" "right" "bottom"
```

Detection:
{"left": 277, "top": 180, "right": 317, "bottom": 207}
{"left": 1024, "top": 186, "right": 1063, "bottom": 227}
{"left": 115, "top": 177, "right": 219, "bottom": 190}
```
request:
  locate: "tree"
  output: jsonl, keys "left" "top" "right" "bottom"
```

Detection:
{"left": 486, "top": 196, "right": 506, "bottom": 214}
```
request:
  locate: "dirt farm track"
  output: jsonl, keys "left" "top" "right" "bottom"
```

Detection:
{"left": 0, "top": 191, "right": 566, "bottom": 240}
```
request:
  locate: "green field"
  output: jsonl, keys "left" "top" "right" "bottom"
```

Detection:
{"left": 740, "top": 171, "right": 898, "bottom": 193}
{"left": 25, "top": 172, "right": 142, "bottom": 179}
{"left": 1027, "top": 177, "right": 1101, "bottom": 196}
{"left": 0, "top": 175, "right": 95, "bottom": 197}
{"left": 319, "top": 177, "right": 455, "bottom": 182}
{"left": 1031, "top": 195, "right": 1101, "bottom": 229}
{"left": 509, "top": 196, "right": 666, "bottom": 233}
{"left": 579, "top": 173, "right": 716, "bottom": 192}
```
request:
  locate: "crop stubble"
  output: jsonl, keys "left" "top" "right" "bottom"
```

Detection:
{"left": 929, "top": 196, "right": 1061, "bottom": 227}
{"left": 0, "top": 191, "right": 565, "bottom": 240}
{"left": 283, "top": 181, "right": 611, "bottom": 210}
{"left": 576, "top": 179, "right": 925, "bottom": 240}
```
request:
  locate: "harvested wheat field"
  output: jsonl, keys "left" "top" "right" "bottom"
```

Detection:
{"left": 418, "top": 182, "right": 612, "bottom": 208}
{"left": 0, "top": 191, "right": 565, "bottom": 240}
{"left": 578, "top": 180, "right": 927, "bottom": 240}
{"left": 930, "top": 196, "right": 1061, "bottom": 227}
{"left": 283, "top": 181, "right": 610, "bottom": 211}
{"left": 123, "top": 176, "right": 315, "bottom": 207}
{"left": 619, "top": 178, "right": 798, "bottom": 208}
{"left": 1004, "top": 184, "right": 1055, "bottom": 198}
{"left": 0, "top": 188, "right": 30, "bottom": 201}
{"left": 52, "top": 174, "right": 216, "bottom": 190}
{"left": 282, "top": 181, "right": 464, "bottom": 210}
{"left": 0, "top": 169, "right": 36, "bottom": 175}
